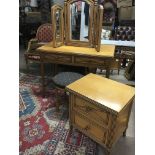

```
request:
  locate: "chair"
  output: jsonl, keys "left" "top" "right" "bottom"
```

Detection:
{"left": 114, "top": 26, "right": 135, "bottom": 41}
{"left": 114, "top": 26, "right": 135, "bottom": 67}
{"left": 24, "top": 23, "right": 52, "bottom": 71}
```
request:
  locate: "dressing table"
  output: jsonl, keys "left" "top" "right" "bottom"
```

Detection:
{"left": 37, "top": 43, "right": 115, "bottom": 94}
{"left": 37, "top": 0, "right": 115, "bottom": 94}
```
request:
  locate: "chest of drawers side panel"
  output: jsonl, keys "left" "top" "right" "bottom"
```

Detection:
{"left": 107, "top": 99, "right": 134, "bottom": 148}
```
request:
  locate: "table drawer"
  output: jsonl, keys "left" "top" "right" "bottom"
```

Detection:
{"left": 74, "top": 56, "right": 105, "bottom": 66}
{"left": 73, "top": 96, "right": 109, "bottom": 127}
{"left": 43, "top": 54, "right": 72, "bottom": 63}
{"left": 74, "top": 112, "right": 107, "bottom": 144}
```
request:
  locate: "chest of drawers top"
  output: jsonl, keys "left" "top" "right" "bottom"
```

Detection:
{"left": 66, "top": 73, "right": 135, "bottom": 114}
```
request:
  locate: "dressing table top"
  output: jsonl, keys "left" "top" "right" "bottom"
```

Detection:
{"left": 37, "top": 43, "right": 115, "bottom": 58}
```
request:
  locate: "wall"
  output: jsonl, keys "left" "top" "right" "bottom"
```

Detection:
{"left": 118, "top": 6, "right": 135, "bottom": 21}
{"left": 53, "top": 0, "right": 64, "bottom": 7}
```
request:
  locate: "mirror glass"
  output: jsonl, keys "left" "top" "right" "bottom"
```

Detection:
{"left": 55, "top": 9, "right": 62, "bottom": 42}
{"left": 70, "top": 1, "right": 90, "bottom": 41}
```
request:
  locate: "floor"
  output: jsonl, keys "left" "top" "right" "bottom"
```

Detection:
{"left": 19, "top": 45, "right": 135, "bottom": 155}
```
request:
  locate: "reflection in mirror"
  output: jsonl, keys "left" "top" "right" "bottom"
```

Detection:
{"left": 55, "top": 10, "right": 61, "bottom": 42}
{"left": 70, "top": 1, "right": 89, "bottom": 41}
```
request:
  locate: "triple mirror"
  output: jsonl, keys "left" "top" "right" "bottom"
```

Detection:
{"left": 51, "top": 0, "right": 103, "bottom": 52}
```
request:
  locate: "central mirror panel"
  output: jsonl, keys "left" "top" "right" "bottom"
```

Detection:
{"left": 70, "top": 1, "right": 89, "bottom": 41}
{"left": 65, "top": 0, "right": 94, "bottom": 47}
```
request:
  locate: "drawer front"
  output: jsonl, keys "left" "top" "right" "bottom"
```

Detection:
{"left": 74, "top": 96, "right": 109, "bottom": 127}
{"left": 43, "top": 54, "right": 72, "bottom": 63}
{"left": 74, "top": 56, "right": 105, "bottom": 67}
{"left": 74, "top": 113, "right": 107, "bottom": 144}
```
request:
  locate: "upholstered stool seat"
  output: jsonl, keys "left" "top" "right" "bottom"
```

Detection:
{"left": 52, "top": 72, "right": 84, "bottom": 111}
{"left": 52, "top": 72, "right": 84, "bottom": 88}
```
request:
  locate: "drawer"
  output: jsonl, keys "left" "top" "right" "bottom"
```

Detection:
{"left": 73, "top": 96, "right": 109, "bottom": 127}
{"left": 43, "top": 54, "right": 72, "bottom": 63}
{"left": 74, "top": 113, "right": 107, "bottom": 144}
{"left": 74, "top": 56, "right": 105, "bottom": 66}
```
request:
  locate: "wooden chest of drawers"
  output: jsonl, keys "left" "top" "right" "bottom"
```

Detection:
{"left": 66, "top": 74, "right": 135, "bottom": 155}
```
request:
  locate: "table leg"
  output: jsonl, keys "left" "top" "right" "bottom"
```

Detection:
{"left": 53, "top": 64, "right": 58, "bottom": 76}
{"left": 105, "top": 60, "right": 110, "bottom": 78}
{"left": 123, "top": 129, "right": 127, "bottom": 137}
{"left": 69, "top": 124, "right": 73, "bottom": 131}
{"left": 88, "top": 67, "right": 97, "bottom": 74}
{"left": 106, "top": 149, "right": 111, "bottom": 155}
{"left": 24, "top": 55, "right": 29, "bottom": 72}
{"left": 41, "top": 61, "right": 45, "bottom": 97}
{"left": 106, "top": 68, "right": 110, "bottom": 78}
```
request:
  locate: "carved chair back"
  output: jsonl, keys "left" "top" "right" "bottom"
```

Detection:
{"left": 114, "top": 26, "right": 135, "bottom": 41}
{"left": 36, "top": 23, "right": 53, "bottom": 43}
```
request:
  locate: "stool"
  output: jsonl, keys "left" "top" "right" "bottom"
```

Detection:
{"left": 52, "top": 72, "right": 84, "bottom": 111}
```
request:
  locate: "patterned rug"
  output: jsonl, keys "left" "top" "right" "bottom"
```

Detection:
{"left": 19, "top": 73, "right": 97, "bottom": 155}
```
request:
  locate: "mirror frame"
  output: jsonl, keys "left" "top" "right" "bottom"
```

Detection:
{"left": 94, "top": 5, "right": 104, "bottom": 52}
{"left": 64, "top": 0, "right": 95, "bottom": 47}
{"left": 51, "top": 5, "right": 64, "bottom": 48}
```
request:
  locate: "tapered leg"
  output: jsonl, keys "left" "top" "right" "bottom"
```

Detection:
{"left": 53, "top": 64, "right": 58, "bottom": 76}
{"left": 41, "top": 61, "right": 45, "bottom": 97}
{"left": 88, "top": 67, "right": 97, "bottom": 74}
{"left": 69, "top": 124, "right": 73, "bottom": 131}
{"left": 106, "top": 68, "right": 110, "bottom": 78}
{"left": 25, "top": 55, "right": 29, "bottom": 72}
{"left": 85, "top": 67, "right": 89, "bottom": 75}
{"left": 123, "top": 129, "right": 127, "bottom": 137}
{"left": 118, "top": 69, "right": 120, "bottom": 75}
{"left": 106, "top": 150, "right": 111, "bottom": 155}
{"left": 56, "top": 100, "right": 60, "bottom": 112}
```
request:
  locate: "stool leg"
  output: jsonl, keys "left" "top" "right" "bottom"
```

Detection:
{"left": 55, "top": 89, "right": 61, "bottom": 112}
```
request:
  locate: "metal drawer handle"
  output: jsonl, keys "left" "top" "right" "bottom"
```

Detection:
{"left": 85, "top": 106, "right": 93, "bottom": 113}
{"left": 83, "top": 125, "right": 91, "bottom": 131}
